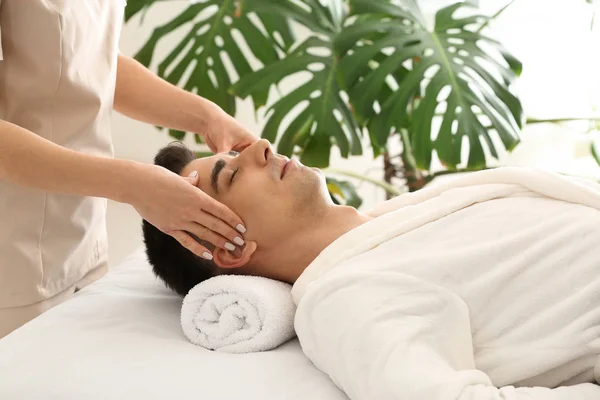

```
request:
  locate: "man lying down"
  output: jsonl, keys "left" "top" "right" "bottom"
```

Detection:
{"left": 142, "top": 139, "right": 600, "bottom": 400}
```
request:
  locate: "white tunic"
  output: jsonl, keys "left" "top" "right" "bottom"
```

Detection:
{"left": 0, "top": 0, "right": 125, "bottom": 308}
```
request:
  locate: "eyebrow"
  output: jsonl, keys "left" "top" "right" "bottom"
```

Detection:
{"left": 210, "top": 151, "right": 239, "bottom": 192}
{"left": 211, "top": 159, "right": 226, "bottom": 193}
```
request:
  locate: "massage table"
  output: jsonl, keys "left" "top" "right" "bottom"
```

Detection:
{"left": 0, "top": 248, "right": 347, "bottom": 400}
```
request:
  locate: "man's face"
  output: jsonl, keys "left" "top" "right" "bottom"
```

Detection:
{"left": 180, "top": 139, "right": 331, "bottom": 249}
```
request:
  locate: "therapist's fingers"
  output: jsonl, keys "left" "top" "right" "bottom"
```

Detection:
{"left": 170, "top": 231, "right": 213, "bottom": 260}
{"left": 129, "top": 164, "right": 246, "bottom": 255}
{"left": 184, "top": 171, "right": 246, "bottom": 236}
{"left": 202, "top": 198, "right": 247, "bottom": 235}
{"left": 183, "top": 222, "right": 237, "bottom": 255}
{"left": 194, "top": 211, "right": 244, "bottom": 248}
{"left": 186, "top": 170, "right": 200, "bottom": 185}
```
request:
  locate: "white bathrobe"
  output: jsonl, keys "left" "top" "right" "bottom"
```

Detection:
{"left": 291, "top": 167, "right": 600, "bottom": 400}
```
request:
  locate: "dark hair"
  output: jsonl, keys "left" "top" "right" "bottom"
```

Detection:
{"left": 142, "top": 142, "right": 219, "bottom": 296}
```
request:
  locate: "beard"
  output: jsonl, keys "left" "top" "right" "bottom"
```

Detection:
{"left": 288, "top": 168, "right": 331, "bottom": 219}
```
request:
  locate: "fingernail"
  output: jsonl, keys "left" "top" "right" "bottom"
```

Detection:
{"left": 224, "top": 242, "right": 236, "bottom": 251}
{"left": 233, "top": 236, "right": 244, "bottom": 246}
{"left": 202, "top": 252, "right": 213, "bottom": 260}
{"left": 189, "top": 170, "right": 198, "bottom": 178}
{"left": 236, "top": 224, "right": 246, "bottom": 233}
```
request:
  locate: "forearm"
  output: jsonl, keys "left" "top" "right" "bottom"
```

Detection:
{"left": 113, "top": 54, "right": 221, "bottom": 135}
{"left": 0, "top": 119, "right": 141, "bottom": 203}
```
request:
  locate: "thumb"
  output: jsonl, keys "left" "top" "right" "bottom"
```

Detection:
{"left": 203, "top": 135, "right": 219, "bottom": 153}
{"left": 186, "top": 170, "right": 199, "bottom": 185}
{"left": 232, "top": 139, "right": 254, "bottom": 153}
{"left": 213, "top": 140, "right": 229, "bottom": 154}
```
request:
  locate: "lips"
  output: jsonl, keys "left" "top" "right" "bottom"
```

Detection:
{"left": 281, "top": 160, "right": 291, "bottom": 179}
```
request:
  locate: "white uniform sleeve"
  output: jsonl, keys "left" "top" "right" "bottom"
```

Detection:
{"left": 294, "top": 272, "right": 600, "bottom": 400}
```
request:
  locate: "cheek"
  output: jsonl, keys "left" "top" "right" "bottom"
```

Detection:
{"left": 233, "top": 178, "right": 281, "bottom": 215}
{"left": 228, "top": 179, "right": 265, "bottom": 212}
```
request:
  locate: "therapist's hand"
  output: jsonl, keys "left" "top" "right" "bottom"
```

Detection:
{"left": 128, "top": 164, "right": 246, "bottom": 260}
{"left": 200, "top": 109, "right": 258, "bottom": 154}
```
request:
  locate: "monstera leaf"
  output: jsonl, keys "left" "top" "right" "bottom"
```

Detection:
{"left": 127, "top": 0, "right": 295, "bottom": 140}
{"left": 593, "top": 140, "right": 600, "bottom": 166}
{"left": 231, "top": 0, "right": 363, "bottom": 167}
{"left": 326, "top": 176, "right": 363, "bottom": 208}
{"left": 339, "top": 0, "right": 523, "bottom": 170}
{"left": 128, "top": 0, "right": 523, "bottom": 174}
{"left": 124, "top": 0, "right": 160, "bottom": 22}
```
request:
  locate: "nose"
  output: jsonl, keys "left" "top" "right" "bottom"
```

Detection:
{"left": 241, "top": 138, "right": 271, "bottom": 167}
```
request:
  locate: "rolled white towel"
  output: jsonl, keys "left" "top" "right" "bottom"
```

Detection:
{"left": 180, "top": 275, "right": 297, "bottom": 353}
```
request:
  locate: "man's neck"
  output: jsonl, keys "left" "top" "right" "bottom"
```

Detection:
{"left": 258, "top": 205, "right": 372, "bottom": 284}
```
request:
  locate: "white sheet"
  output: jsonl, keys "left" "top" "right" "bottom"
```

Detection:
{"left": 0, "top": 249, "right": 347, "bottom": 400}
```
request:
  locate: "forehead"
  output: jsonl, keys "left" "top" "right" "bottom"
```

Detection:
{"left": 180, "top": 153, "right": 234, "bottom": 198}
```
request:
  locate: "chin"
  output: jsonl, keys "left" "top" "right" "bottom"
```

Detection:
{"left": 290, "top": 167, "right": 330, "bottom": 206}
{"left": 312, "top": 167, "right": 325, "bottom": 180}
{"left": 305, "top": 166, "right": 327, "bottom": 188}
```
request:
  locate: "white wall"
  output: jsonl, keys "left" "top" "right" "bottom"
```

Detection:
{"left": 107, "top": 0, "right": 600, "bottom": 266}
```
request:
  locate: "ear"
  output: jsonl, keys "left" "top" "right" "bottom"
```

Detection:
{"left": 213, "top": 241, "right": 257, "bottom": 270}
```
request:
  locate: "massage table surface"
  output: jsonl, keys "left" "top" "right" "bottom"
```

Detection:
{"left": 0, "top": 248, "right": 347, "bottom": 400}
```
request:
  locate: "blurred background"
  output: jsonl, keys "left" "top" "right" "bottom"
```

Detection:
{"left": 108, "top": 0, "right": 600, "bottom": 266}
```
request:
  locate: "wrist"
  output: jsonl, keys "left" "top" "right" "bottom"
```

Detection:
{"left": 191, "top": 98, "right": 224, "bottom": 136}
{"left": 101, "top": 158, "right": 147, "bottom": 204}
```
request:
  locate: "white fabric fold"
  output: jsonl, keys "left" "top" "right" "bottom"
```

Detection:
{"left": 181, "top": 275, "right": 296, "bottom": 353}
{"left": 292, "top": 167, "right": 600, "bottom": 400}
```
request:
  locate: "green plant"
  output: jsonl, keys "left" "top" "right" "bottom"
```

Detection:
{"left": 326, "top": 176, "right": 363, "bottom": 207}
{"left": 127, "top": 0, "right": 523, "bottom": 194}
{"left": 127, "top": 0, "right": 295, "bottom": 143}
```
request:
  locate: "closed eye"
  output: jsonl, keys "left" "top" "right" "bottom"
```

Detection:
{"left": 230, "top": 167, "right": 239, "bottom": 184}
